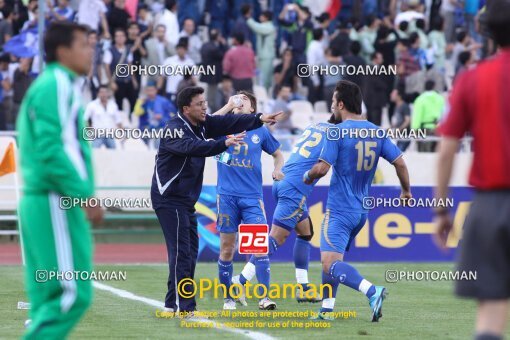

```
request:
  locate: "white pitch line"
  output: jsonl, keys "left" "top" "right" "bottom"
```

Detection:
{"left": 93, "top": 282, "right": 276, "bottom": 340}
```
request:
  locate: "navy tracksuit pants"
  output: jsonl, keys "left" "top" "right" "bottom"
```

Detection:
{"left": 156, "top": 207, "right": 199, "bottom": 312}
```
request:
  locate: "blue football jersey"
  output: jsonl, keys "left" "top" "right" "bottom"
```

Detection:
{"left": 217, "top": 126, "right": 280, "bottom": 197}
{"left": 320, "top": 120, "right": 402, "bottom": 213}
{"left": 282, "top": 122, "right": 332, "bottom": 196}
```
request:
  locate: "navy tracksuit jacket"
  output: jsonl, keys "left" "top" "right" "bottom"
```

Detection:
{"left": 151, "top": 112, "right": 263, "bottom": 311}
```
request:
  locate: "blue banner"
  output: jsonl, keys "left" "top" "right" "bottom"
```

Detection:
{"left": 196, "top": 186, "right": 473, "bottom": 262}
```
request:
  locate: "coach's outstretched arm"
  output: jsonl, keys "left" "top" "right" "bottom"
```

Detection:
{"left": 160, "top": 132, "right": 246, "bottom": 157}
{"left": 205, "top": 111, "right": 283, "bottom": 139}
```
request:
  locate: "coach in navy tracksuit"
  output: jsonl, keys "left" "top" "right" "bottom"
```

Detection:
{"left": 151, "top": 86, "right": 281, "bottom": 314}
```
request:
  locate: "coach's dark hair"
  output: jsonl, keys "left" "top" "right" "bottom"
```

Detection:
{"left": 44, "top": 22, "right": 89, "bottom": 63}
{"left": 232, "top": 31, "right": 245, "bottom": 45}
{"left": 177, "top": 86, "right": 205, "bottom": 113}
{"left": 312, "top": 28, "right": 323, "bottom": 41}
{"left": 261, "top": 10, "right": 273, "bottom": 21}
{"left": 425, "top": 80, "right": 435, "bottom": 91}
{"left": 334, "top": 80, "right": 362, "bottom": 115}
{"left": 238, "top": 90, "right": 257, "bottom": 113}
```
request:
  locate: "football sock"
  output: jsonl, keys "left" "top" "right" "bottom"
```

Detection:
{"left": 329, "top": 260, "right": 376, "bottom": 298}
{"left": 294, "top": 237, "right": 311, "bottom": 290}
{"left": 320, "top": 270, "right": 339, "bottom": 313}
{"left": 218, "top": 259, "right": 233, "bottom": 299}
{"left": 254, "top": 255, "right": 270, "bottom": 298}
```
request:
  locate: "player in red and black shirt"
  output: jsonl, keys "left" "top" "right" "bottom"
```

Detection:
{"left": 435, "top": 2, "right": 510, "bottom": 340}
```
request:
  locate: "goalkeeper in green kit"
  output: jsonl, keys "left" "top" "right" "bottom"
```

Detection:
{"left": 16, "top": 22, "right": 103, "bottom": 339}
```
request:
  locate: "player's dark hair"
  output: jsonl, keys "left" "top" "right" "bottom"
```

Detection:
{"left": 486, "top": 0, "right": 510, "bottom": 47}
{"left": 334, "top": 80, "right": 362, "bottom": 115}
{"left": 312, "top": 28, "right": 323, "bottom": 41}
{"left": 177, "top": 86, "right": 205, "bottom": 113}
{"left": 425, "top": 80, "right": 435, "bottom": 91}
{"left": 44, "top": 22, "right": 89, "bottom": 63}
{"left": 238, "top": 90, "right": 257, "bottom": 113}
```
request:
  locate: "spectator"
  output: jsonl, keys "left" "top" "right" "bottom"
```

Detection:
{"left": 247, "top": 10, "right": 276, "bottom": 91}
{"left": 103, "top": 28, "right": 138, "bottom": 119}
{"left": 233, "top": 3, "right": 255, "bottom": 50}
{"left": 343, "top": 41, "right": 366, "bottom": 92}
{"left": 390, "top": 86, "right": 411, "bottom": 151}
{"left": 278, "top": 3, "right": 313, "bottom": 64}
{"left": 415, "top": 18, "right": 428, "bottom": 50}
{"left": 464, "top": 0, "right": 481, "bottom": 43}
{"left": 315, "top": 12, "right": 331, "bottom": 49}
{"left": 107, "top": 0, "right": 130, "bottom": 36}
{"left": 394, "top": 0, "right": 425, "bottom": 27}
{"left": 451, "top": 31, "right": 480, "bottom": 71}
{"left": 412, "top": 80, "right": 445, "bottom": 152}
{"left": 77, "top": 0, "right": 110, "bottom": 39}
{"left": 200, "top": 28, "right": 227, "bottom": 111}
{"left": 11, "top": 57, "right": 33, "bottom": 130}
{"left": 270, "top": 85, "right": 294, "bottom": 151}
{"left": 329, "top": 20, "right": 352, "bottom": 58}
{"left": 0, "top": 54, "right": 13, "bottom": 130}
{"left": 396, "top": 20, "right": 409, "bottom": 39}
{"left": 441, "top": 0, "right": 460, "bottom": 43}
{"left": 143, "top": 24, "right": 175, "bottom": 84}
{"left": 222, "top": 32, "right": 255, "bottom": 92}
{"left": 136, "top": 4, "right": 153, "bottom": 40}
{"left": 156, "top": 0, "right": 179, "bottom": 46}
{"left": 323, "top": 47, "right": 343, "bottom": 112}
{"left": 127, "top": 22, "right": 147, "bottom": 68}
{"left": 137, "top": 82, "right": 176, "bottom": 149}
{"left": 84, "top": 85, "right": 122, "bottom": 149}
{"left": 179, "top": 18, "right": 202, "bottom": 64}
{"left": 364, "top": 52, "right": 388, "bottom": 126}
{"left": 50, "top": 0, "right": 74, "bottom": 22}
{"left": 159, "top": 42, "right": 194, "bottom": 102}
{"left": 87, "top": 30, "right": 104, "bottom": 99}
{"left": 359, "top": 15, "right": 380, "bottom": 62}
{"left": 396, "top": 38, "right": 421, "bottom": 88}
{"left": 215, "top": 75, "right": 235, "bottom": 113}
{"left": 428, "top": 18, "right": 447, "bottom": 72}
{"left": 273, "top": 48, "right": 298, "bottom": 98}
{"left": 408, "top": 32, "right": 427, "bottom": 69}
{"left": 176, "top": 72, "right": 197, "bottom": 94}
{"left": 0, "top": 5, "right": 13, "bottom": 45}
{"left": 306, "top": 28, "right": 327, "bottom": 102}
{"left": 455, "top": 50, "right": 474, "bottom": 80}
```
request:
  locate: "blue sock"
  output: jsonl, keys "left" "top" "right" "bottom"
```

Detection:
{"left": 320, "top": 270, "right": 340, "bottom": 313}
{"left": 329, "top": 260, "right": 376, "bottom": 298}
{"left": 239, "top": 256, "right": 257, "bottom": 285}
{"left": 254, "top": 256, "right": 270, "bottom": 298}
{"left": 218, "top": 259, "right": 233, "bottom": 299}
{"left": 293, "top": 237, "right": 310, "bottom": 290}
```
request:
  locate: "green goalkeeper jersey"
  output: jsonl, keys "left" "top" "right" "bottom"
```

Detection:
{"left": 16, "top": 62, "right": 95, "bottom": 198}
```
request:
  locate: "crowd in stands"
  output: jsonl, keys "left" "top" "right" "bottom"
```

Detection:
{"left": 0, "top": 0, "right": 493, "bottom": 152}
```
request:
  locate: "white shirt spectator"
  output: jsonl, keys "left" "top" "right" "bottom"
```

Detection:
{"left": 84, "top": 98, "right": 122, "bottom": 129}
{"left": 394, "top": 10, "right": 425, "bottom": 26}
{"left": 103, "top": 48, "right": 133, "bottom": 65}
{"left": 179, "top": 30, "right": 202, "bottom": 64}
{"left": 306, "top": 40, "right": 326, "bottom": 87}
{"left": 156, "top": 9, "right": 179, "bottom": 46}
{"left": 77, "top": 0, "right": 107, "bottom": 31}
{"left": 163, "top": 55, "right": 195, "bottom": 94}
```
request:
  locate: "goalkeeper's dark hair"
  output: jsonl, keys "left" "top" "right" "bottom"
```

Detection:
{"left": 237, "top": 90, "right": 257, "bottom": 113}
{"left": 334, "top": 80, "right": 362, "bottom": 115}
{"left": 176, "top": 86, "right": 205, "bottom": 113}
{"left": 44, "top": 22, "right": 89, "bottom": 63}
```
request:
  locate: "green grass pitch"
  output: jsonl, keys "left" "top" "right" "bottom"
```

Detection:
{"left": 2, "top": 262, "right": 509, "bottom": 339}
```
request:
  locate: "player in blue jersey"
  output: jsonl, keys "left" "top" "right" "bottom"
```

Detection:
{"left": 214, "top": 91, "right": 285, "bottom": 310}
{"left": 232, "top": 114, "right": 341, "bottom": 306}
{"left": 304, "top": 80, "right": 411, "bottom": 321}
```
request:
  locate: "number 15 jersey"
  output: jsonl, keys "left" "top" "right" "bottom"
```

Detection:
{"left": 319, "top": 119, "right": 402, "bottom": 214}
